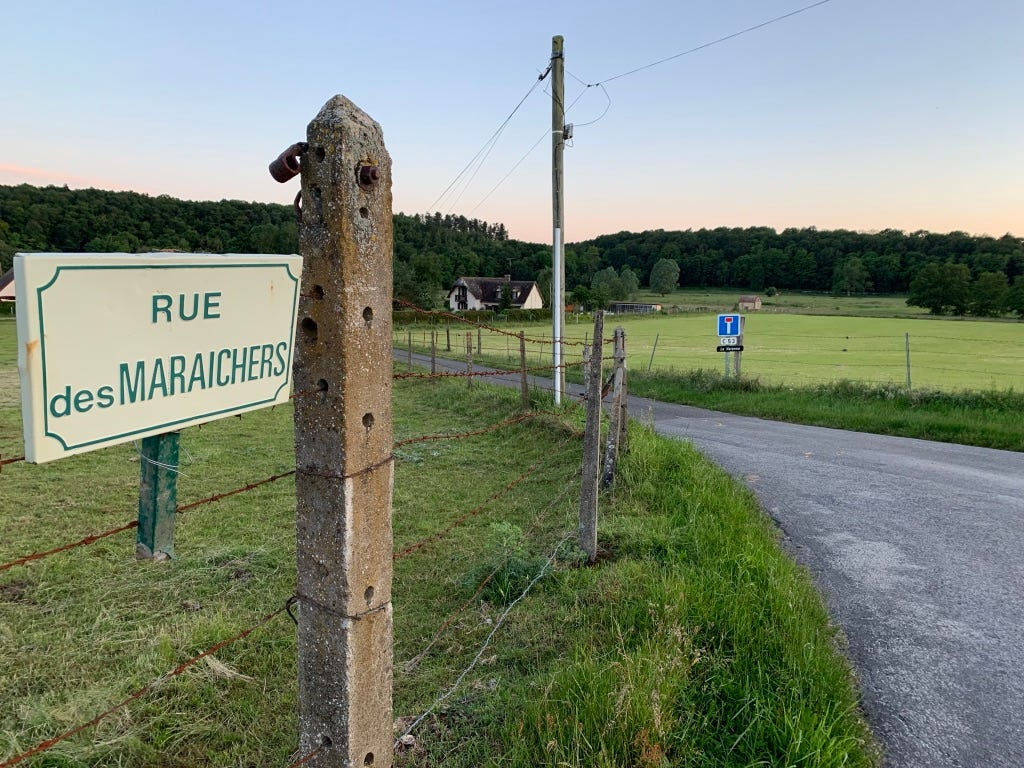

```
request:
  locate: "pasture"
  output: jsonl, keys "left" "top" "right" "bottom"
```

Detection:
{"left": 398, "top": 311, "right": 1024, "bottom": 393}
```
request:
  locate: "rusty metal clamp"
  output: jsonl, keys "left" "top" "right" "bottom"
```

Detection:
{"left": 269, "top": 142, "right": 308, "bottom": 183}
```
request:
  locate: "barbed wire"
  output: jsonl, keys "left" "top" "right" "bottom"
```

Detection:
{"left": 394, "top": 531, "right": 573, "bottom": 748}
{"left": 0, "top": 520, "right": 139, "bottom": 574}
{"left": 394, "top": 458, "right": 547, "bottom": 561}
{"left": 395, "top": 411, "right": 559, "bottom": 448}
{"left": 0, "top": 600, "right": 290, "bottom": 768}
{"left": 393, "top": 359, "right": 585, "bottom": 381}
{"left": 0, "top": 469, "right": 297, "bottom": 573}
{"left": 0, "top": 454, "right": 25, "bottom": 472}
{"left": 394, "top": 300, "right": 589, "bottom": 347}
{"left": 401, "top": 468, "right": 580, "bottom": 674}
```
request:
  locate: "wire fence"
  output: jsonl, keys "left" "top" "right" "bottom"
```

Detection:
{"left": 0, "top": 307, "right": 594, "bottom": 766}
{"left": 392, "top": 312, "right": 1024, "bottom": 392}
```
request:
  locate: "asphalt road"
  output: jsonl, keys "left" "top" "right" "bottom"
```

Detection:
{"left": 639, "top": 396, "right": 1024, "bottom": 768}
{"left": 401, "top": 352, "right": 1024, "bottom": 766}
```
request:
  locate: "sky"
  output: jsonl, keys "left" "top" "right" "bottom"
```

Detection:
{"left": 2, "top": 0, "right": 1022, "bottom": 245}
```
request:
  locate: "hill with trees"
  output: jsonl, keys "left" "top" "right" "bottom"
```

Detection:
{"left": 3, "top": 184, "right": 1022, "bottom": 316}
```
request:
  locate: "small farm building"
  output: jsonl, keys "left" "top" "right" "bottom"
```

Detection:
{"left": 738, "top": 295, "right": 762, "bottom": 310}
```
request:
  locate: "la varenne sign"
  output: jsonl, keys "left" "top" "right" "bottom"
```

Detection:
{"left": 15, "top": 253, "right": 302, "bottom": 463}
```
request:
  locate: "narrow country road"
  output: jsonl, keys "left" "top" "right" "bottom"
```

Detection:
{"left": 399, "top": 351, "right": 1024, "bottom": 766}
{"left": 640, "top": 396, "right": 1024, "bottom": 768}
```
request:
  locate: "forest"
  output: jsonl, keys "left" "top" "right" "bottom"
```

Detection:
{"left": 3, "top": 184, "right": 1023, "bottom": 316}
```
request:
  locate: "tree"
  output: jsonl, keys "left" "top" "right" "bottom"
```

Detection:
{"left": 907, "top": 262, "right": 971, "bottom": 315}
{"left": 649, "top": 258, "right": 680, "bottom": 295}
{"left": 536, "top": 267, "right": 553, "bottom": 308}
{"left": 969, "top": 271, "right": 1008, "bottom": 317}
{"left": 591, "top": 266, "right": 623, "bottom": 300}
{"left": 831, "top": 257, "right": 870, "bottom": 296}
{"left": 619, "top": 266, "right": 640, "bottom": 299}
{"left": 1006, "top": 280, "right": 1024, "bottom": 319}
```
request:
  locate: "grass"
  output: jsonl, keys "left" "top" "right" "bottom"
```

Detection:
{"left": 629, "top": 369, "right": 1024, "bottom": 452}
{"left": 633, "top": 287, "right": 937, "bottom": 318}
{"left": 1, "top": 317, "right": 877, "bottom": 766}
{"left": 393, "top": 300, "right": 1024, "bottom": 450}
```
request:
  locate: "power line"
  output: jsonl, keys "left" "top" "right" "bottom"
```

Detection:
{"left": 428, "top": 66, "right": 551, "bottom": 214}
{"left": 584, "top": 0, "right": 836, "bottom": 88}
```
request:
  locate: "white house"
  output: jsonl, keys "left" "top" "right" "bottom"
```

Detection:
{"left": 447, "top": 276, "right": 543, "bottom": 311}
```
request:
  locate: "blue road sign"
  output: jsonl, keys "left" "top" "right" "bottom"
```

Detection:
{"left": 717, "top": 314, "right": 743, "bottom": 336}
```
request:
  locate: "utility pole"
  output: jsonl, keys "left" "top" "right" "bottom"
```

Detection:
{"left": 551, "top": 34, "right": 565, "bottom": 405}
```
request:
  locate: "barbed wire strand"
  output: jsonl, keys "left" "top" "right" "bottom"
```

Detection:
{"left": 0, "top": 602, "right": 290, "bottom": 768}
{"left": 0, "top": 454, "right": 26, "bottom": 472}
{"left": 393, "top": 459, "right": 545, "bottom": 561}
{"left": 0, "top": 470, "right": 297, "bottom": 573}
{"left": 395, "top": 300, "right": 589, "bottom": 347}
{"left": 394, "top": 531, "right": 573, "bottom": 748}
{"left": 402, "top": 469, "right": 581, "bottom": 674}
{"left": 395, "top": 411, "right": 560, "bottom": 448}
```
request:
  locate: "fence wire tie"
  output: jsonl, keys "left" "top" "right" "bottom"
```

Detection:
{"left": 134, "top": 440, "right": 189, "bottom": 478}
{"left": 296, "top": 455, "right": 395, "bottom": 482}
{"left": 291, "top": 592, "right": 389, "bottom": 622}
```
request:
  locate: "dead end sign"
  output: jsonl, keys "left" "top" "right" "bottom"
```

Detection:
{"left": 15, "top": 253, "right": 303, "bottom": 463}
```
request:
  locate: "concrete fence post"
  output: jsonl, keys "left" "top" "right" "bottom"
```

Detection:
{"left": 466, "top": 332, "right": 474, "bottom": 389}
{"left": 292, "top": 95, "right": 394, "bottom": 768}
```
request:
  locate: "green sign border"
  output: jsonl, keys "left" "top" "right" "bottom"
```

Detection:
{"left": 36, "top": 262, "right": 300, "bottom": 451}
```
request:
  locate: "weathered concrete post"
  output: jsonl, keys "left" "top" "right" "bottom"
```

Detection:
{"left": 466, "top": 332, "right": 474, "bottom": 389}
{"left": 579, "top": 311, "right": 603, "bottom": 562}
{"left": 430, "top": 330, "right": 437, "bottom": 375}
{"left": 292, "top": 96, "right": 394, "bottom": 768}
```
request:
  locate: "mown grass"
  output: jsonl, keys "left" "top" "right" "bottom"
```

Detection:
{"left": 1, "top": 317, "right": 876, "bottom": 766}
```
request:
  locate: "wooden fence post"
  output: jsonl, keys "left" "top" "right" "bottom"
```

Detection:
{"left": 477, "top": 326, "right": 482, "bottom": 356}
{"left": 292, "top": 95, "right": 394, "bottom": 768}
{"left": 431, "top": 330, "right": 437, "bottom": 375}
{"left": 466, "top": 332, "right": 474, "bottom": 389}
{"left": 579, "top": 311, "right": 604, "bottom": 562}
{"left": 407, "top": 330, "right": 413, "bottom": 372}
{"left": 445, "top": 322, "right": 451, "bottom": 352}
{"left": 601, "top": 327, "right": 626, "bottom": 488}
{"left": 519, "top": 331, "right": 529, "bottom": 409}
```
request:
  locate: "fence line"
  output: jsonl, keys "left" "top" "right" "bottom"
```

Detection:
{"left": 393, "top": 459, "right": 545, "bottom": 561}
{"left": 401, "top": 468, "right": 581, "bottom": 675}
{"left": 0, "top": 600, "right": 291, "bottom": 768}
{"left": 394, "top": 530, "right": 574, "bottom": 748}
{"left": 0, "top": 469, "right": 298, "bottom": 573}
{"left": 0, "top": 455, "right": 25, "bottom": 472}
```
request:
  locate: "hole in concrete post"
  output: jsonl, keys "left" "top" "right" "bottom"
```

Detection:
{"left": 315, "top": 146, "right": 326, "bottom": 161}
{"left": 317, "top": 379, "right": 329, "bottom": 393}
{"left": 311, "top": 285, "right": 324, "bottom": 299}
{"left": 362, "top": 413, "right": 375, "bottom": 431}
{"left": 362, "top": 307, "right": 373, "bottom": 326}
{"left": 364, "top": 585, "right": 374, "bottom": 605}
{"left": 363, "top": 753, "right": 374, "bottom": 765}
{"left": 300, "top": 318, "right": 318, "bottom": 344}
{"left": 359, "top": 206, "right": 369, "bottom": 219}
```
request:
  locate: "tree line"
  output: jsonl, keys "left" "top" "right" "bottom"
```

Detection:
{"left": 3, "top": 184, "right": 1022, "bottom": 317}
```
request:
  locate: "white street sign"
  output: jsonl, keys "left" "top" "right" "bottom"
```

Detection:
{"left": 16, "top": 253, "right": 302, "bottom": 463}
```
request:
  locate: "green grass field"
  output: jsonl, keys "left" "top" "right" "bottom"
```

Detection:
{"left": 1, "top": 318, "right": 876, "bottom": 766}
{"left": 397, "top": 309, "right": 1024, "bottom": 392}
{"left": 634, "top": 288, "right": 937, "bottom": 318}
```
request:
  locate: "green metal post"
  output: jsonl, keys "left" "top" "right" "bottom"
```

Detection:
{"left": 137, "top": 431, "right": 180, "bottom": 560}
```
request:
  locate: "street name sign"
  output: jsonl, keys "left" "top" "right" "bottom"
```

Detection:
{"left": 15, "top": 253, "right": 302, "bottom": 463}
